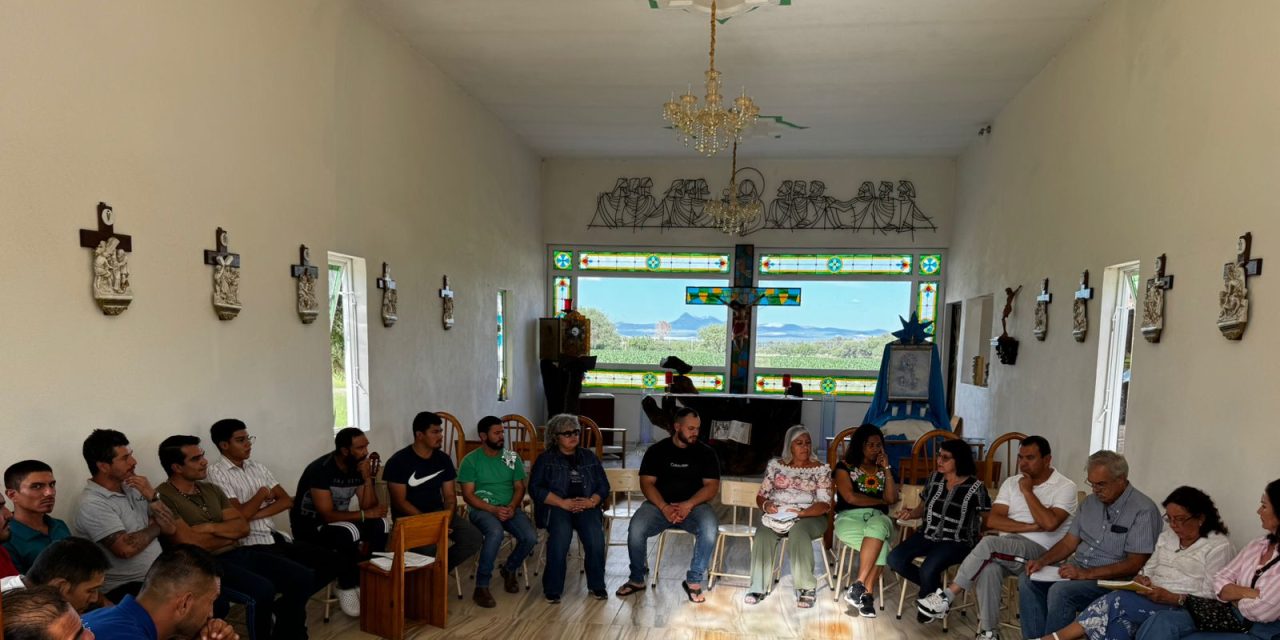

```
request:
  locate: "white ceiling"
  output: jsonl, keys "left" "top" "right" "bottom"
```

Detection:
{"left": 365, "top": 0, "right": 1106, "bottom": 158}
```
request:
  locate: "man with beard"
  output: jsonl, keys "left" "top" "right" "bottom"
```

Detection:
{"left": 83, "top": 544, "right": 239, "bottom": 640}
{"left": 76, "top": 429, "right": 178, "bottom": 602}
{"left": 457, "top": 415, "right": 537, "bottom": 608}
{"left": 155, "top": 435, "right": 313, "bottom": 640}
{"left": 290, "top": 427, "right": 389, "bottom": 617}
{"left": 383, "top": 412, "right": 482, "bottom": 567}
{"left": 4, "top": 461, "right": 71, "bottom": 573}
{"left": 616, "top": 407, "right": 720, "bottom": 604}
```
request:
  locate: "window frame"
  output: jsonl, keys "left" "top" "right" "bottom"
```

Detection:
{"left": 329, "top": 252, "right": 371, "bottom": 432}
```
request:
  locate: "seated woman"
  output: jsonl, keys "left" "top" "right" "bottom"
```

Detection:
{"left": 1041, "top": 486, "right": 1234, "bottom": 640}
{"left": 529, "top": 414, "right": 611, "bottom": 603}
{"left": 887, "top": 438, "right": 991, "bottom": 623}
{"left": 744, "top": 425, "right": 832, "bottom": 609}
{"left": 833, "top": 423, "right": 898, "bottom": 617}
{"left": 1135, "top": 479, "right": 1280, "bottom": 639}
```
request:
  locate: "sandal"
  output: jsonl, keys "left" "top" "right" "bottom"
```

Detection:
{"left": 796, "top": 589, "right": 816, "bottom": 609}
{"left": 681, "top": 580, "right": 706, "bottom": 603}
{"left": 615, "top": 582, "right": 647, "bottom": 597}
{"left": 744, "top": 592, "right": 767, "bottom": 605}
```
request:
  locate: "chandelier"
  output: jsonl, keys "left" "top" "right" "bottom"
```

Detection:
{"left": 705, "top": 140, "right": 762, "bottom": 235}
{"left": 662, "top": 0, "right": 760, "bottom": 156}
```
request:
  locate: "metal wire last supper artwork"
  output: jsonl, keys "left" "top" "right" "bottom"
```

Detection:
{"left": 590, "top": 173, "right": 936, "bottom": 237}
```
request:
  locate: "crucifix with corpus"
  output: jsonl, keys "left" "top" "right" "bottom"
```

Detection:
{"left": 685, "top": 285, "right": 802, "bottom": 351}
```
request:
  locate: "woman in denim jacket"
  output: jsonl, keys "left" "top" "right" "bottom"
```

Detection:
{"left": 530, "top": 414, "right": 611, "bottom": 603}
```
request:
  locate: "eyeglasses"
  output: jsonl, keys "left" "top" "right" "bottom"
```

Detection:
{"left": 937, "top": 453, "right": 954, "bottom": 462}
{"left": 1164, "top": 514, "right": 1199, "bottom": 526}
{"left": 555, "top": 430, "right": 580, "bottom": 438}
{"left": 233, "top": 436, "right": 257, "bottom": 444}
{"left": 1085, "top": 479, "right": 1117, "bottom": 490}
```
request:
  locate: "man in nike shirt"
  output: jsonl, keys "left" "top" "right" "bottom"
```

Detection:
{"left": 383, "top": 412, "right": 482, "bottom": 568}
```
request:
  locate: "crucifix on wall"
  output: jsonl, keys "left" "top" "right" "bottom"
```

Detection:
{"left": 1217, "top": 232, "right": 1263, "bottom": 340}
{"left": 203, "top": 227, "right": 242, "bottom": 321}
{"left": 291, "top": 244, "right": 320, "bottom": 325}
{"left": 1140, "top": 253, "right": 1174, "bottom": 343}
{"left": 1072, "top": 270, "right": 1094, "bottom": 343}
{"left": 1033, "top": 278, "right": 1052, "bottom": 341}
{"left": 684, "top": 285, "right": 802, "bottom": 350}
{"left": 376, "top": 262, "right": 397, "bottom": 328}
{"left": 439, "top": 276, "right": 455, "bottom": 330}
{"left": 78, "top": 201, "right": 134, "bottom": 316}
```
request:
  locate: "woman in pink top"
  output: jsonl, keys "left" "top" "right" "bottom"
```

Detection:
{"left": 1136, "top": 478, "right": 1280, "bottom": 639}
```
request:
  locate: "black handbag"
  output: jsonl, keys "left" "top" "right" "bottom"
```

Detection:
{"left": 1184, "top": 595, "right": 1252, "bottom": 634}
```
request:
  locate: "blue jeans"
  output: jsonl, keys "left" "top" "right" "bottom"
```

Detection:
{"left": 626, "top": 501, "right": 718, "bottom": 585}
{"left": 1075, "top": 590, "right": 1180, "bottom": 639}
{"left": 469, "top": 508, "right": 537, "bottom": 589}
{"left": 543, "top": 507, "right": 606, "bottom": 598}
{"left": 1018, "top": 575, "right": 1107, "bottom": 639}
{"left": 885, "top": 531, "right": 973, "bottom": 596}
{"left": 1137, "top": 608, "right": 1280, "bottom": 640}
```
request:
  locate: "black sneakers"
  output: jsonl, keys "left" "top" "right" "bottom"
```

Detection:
{"left": 857, "top": 593, "right": 877, "bottom": 618}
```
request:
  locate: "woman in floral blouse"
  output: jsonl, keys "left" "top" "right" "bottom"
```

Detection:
{"left": 745, "top": 425, "right": 832, "bottom": 609}
{"left": 833, "top": 423, "right": 899, "bottom": 617}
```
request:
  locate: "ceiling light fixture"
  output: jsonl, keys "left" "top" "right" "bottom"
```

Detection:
{"left": 705, "top": 139, "right": 762, "bottom": 235}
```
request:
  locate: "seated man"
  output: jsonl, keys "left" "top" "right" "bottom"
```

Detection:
{"left": 384, "top": 412, "right": 482, "bottom": 567}
{"left": 207, "top": 418, "right": 338, "bottom": 593}
{"left": 0, "top": 500, "right": 18, "bottom": 579}
{"left": 290, "top": 427, "right": 389, "bottom": 617}
{"left": 75, "top": 429, "right": 177, "bottom": 602}
{"left": 1, "top": 537, "right": 112, "bottom": 614}
{"left": 916, "top": 435, "right": 1078, "bottom": 639}
{"left": 2, "top": 584, "right": 90, "bottom": 640}
{"left": 616, "top": 407, "right": 721, "bottom": 603}
{"left": 4, "top": 460, "right": 71, "bottom": 573}
{"left": 83, "top": 544, "right": 238, "bottom": 640}
{"left": 1019, "top": 450, "right": 1161, "bottom": 639}
{"left": 156, "top": 434, "right": 313, "bottom": 640}
{"left": 457, "top": 415, "right": 537, "bottom": 608}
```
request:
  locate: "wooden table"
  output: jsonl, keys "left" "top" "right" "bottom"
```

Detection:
{"left": 598, "top": 427, "right": 627, "bottom": 461}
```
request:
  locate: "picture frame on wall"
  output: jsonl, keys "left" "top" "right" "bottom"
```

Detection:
{"left": 886, "top": 344, "right": 932, "bottom": 401}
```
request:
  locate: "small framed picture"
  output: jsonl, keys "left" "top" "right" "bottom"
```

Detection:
{"left": 886, "top": 344, "right": 932, "bottom": 401}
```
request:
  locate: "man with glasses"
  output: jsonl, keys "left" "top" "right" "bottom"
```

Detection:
{"left": 916, "top": 436, "right": 1078, "bottom": 639}
{"left": 3, "top": 461, "right": 71, "bottom": 573}
{"left": 383, "top": 412, "right": 482, "bottom": 568}
{"left": 1017, "top": 450, "right": 1161, "bottom": 639}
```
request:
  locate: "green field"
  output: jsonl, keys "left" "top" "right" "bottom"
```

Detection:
{"left": 753, "top": 354, "right": 881, "bottom": 370}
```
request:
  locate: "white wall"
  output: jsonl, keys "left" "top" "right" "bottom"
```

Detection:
{"left": 0, "top": 1, "right": 543, "bottom": 523}
{"left": 542, "top": 157, "right": 955, "bottom": 442}
{"left": 948, "top": 0, "right": 1280, "bottom": 542}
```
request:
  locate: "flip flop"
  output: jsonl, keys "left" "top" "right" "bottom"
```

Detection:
{"left": 615, "top": 582, "right": 647, "bottom": 597}
{"left": 744, "top": 592, "right": 767, "bottom": 605}
{"left": 681, "top": 580, "right": 706, "bottom": 603}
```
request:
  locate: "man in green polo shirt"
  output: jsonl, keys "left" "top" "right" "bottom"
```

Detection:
{"left": 3, "top": 461, "right": 70, "bottom": 572}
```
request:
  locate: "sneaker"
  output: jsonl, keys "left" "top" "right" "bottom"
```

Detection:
{"left": 974, "top": 631, "right": 999, "bottom": 639}
{"left": 844, "top": 580, "right": 868, "bottom": 606}
{"left": 500, "top": 566, "right": 520, "bottom": 593}
{"left": 588, "top": 589, "right": 609, "bottom": 601}
{"left": 857, "top": 593, "right": 877, "bottom": 618}
{"left": 545, "top": 594, "right": 561, "bottom": 604}
{"left": 916, "top": 588, "right": 951, "bottom": 622}
{"left": 472, "top": 587, "right": 496, "bottom": 608}
{"left": 336, "top": 587, "right": 360, "bottom": 617}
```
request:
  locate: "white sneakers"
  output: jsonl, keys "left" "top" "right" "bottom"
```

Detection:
{"left": 916, "top": 588, "right": 951, "bottom": 622}
{"left": 974, "top": 631, "right": 999, "bottom": 639}
{"left": 337, "top": 587, "right": 361, "bottom": 617}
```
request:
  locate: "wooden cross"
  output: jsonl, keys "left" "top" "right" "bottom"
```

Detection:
{"left": 438, "top": 276, "right": 453, "bottom": 302}
{"left": 290, "top": 244, "right": 318, "bottom": 279}
{"left": 1033, "top": 278, "right": 1052, "bottom": 341}
{"left": 1235, "top": 232, "right": 1264, "bottom": 277}
{"left": 1075, "top": 270, "right": 1094, "bottom": 302}
{"left": 1037, "top": 278, "right": 1053, "bottom": 305}
{"left": 79, "top": 202, "right": 132, "bottom": 253}
{"left": 685, "top": 285, "right": 801, "bottom": 350}
{"left": 1149, "top": 253, "right": 1174, "bottom": 291}
{"left": 377, "top": 262, "right": 396, "bottom": 291}
{"left": 202, "top": 227, "right": 240, "bottom": 268}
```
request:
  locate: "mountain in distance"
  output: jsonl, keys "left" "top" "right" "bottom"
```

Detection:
{"left": 613, "top": 312, "right": 889, "bottom": 341}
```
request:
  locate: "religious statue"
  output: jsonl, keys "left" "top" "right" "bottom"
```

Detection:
{"left": 80, "top": 201, "right": 134, "bottom": 315}
{"left": 1140, "top": 254, "right": 1173, "bottom": 343}
{"left": 1072, "top": 270, "right": 1094, "bottom": 342}
{"left": 995, "top": 285, "right": 1022, "bottom": 365}
{"left": 291, "top": 244, "right": 319, "bottom": 325}
{"left": 439, "top": 276, "right": 455, "bottom": 330}
{"left": 1033, "top": 278, "right": 1051, "bottom": 341}
{"left": 1217, "top": 233, "right": 1262, "bottom": 340}
{"left": 381, "top": 286, "right": 398, "bottom": 327}
{"left": 203, "top": 227, "right": 241, "bottom": 320}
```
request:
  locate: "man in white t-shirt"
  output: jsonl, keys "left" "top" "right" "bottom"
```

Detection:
{"left": 916, "top": 435, "right": 1078, "bottom": 639}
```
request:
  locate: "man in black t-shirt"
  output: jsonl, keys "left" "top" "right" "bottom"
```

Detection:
{"left": 616, "top": 408, "right": 720, "bottom": 603}
{"left": 383, "top": 412, "right": 482, "bottom": 568}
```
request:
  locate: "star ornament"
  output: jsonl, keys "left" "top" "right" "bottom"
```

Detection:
{"left": 892, "top": 313, "right": 934, "bottom": 345}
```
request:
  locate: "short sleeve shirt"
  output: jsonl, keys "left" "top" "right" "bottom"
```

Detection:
{"left": 1068, "top": 484, "right": 1162, "bottom": 569}
{"left": 83, "top": 594, "right": 158, "bottom": 640}
{"left": 75, "top": 481, "right": 162, "bottom": 591}
{"left": 457, "top": 448, "right": 525, "bottom": 507}
{"left": 3, "top": 516, "right": 71, "bottom": 573}
{"left": 992, "top": 469, "right": 1078, "bottom": 549}
{"left": 157, "top": 481, "right": 233, "bottom": 527}
{"left": 833, "top": 462, "right": 890, "bottom": 514}
{"left": 383, "top": 445, "right": 457, "bottom": 517}
{"left": 207, "top": 457, "right": 282, "bottom": 547}
{"left": 291, "top": 454, "right": 365, "bottom": 533}
{"left": 638, "top": 438, "right": 721, "bottom": 504}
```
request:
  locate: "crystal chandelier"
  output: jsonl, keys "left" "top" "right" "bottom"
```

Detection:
{"left": 662, "top": 0, "right": 760, "bottom": 156}
{"left": 705, "top": 140, "right": 762, "bottom": 235}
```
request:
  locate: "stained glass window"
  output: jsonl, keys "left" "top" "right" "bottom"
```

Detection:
{"left": 759, "top": 254, "right": 912, "bottom": 276}
{"left": 918, "top": 254, "right": 942, "bottom": 276}
{"left": 553, "top": 277, "right": 571, "bottom": 319}
{"left": 578, "top": 251, "right": 731, "bottom": 274}
{"left": 584, "top": 370, "right": 724, "bottom": 392}
{"left": 917, "top": 281, "right": 939, "bottom": 335}
{"left": 552, "top": 250, "right": 574, "bottom": 271}
{"left": 497, "top": 290, "right": 508, "bottom": 401}
{"left": 754, "top": 374, "right": 876, "bottom": 397}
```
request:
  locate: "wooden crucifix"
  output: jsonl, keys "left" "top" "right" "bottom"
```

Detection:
{"left": 291, "top": 245, "right": 320, "bottom": 325}
{"left": 1217, "top": 233, "right": 1263, "bottom": 340}
{"left": 79, "top": 201, "right": 134, "bottom": 315}
{"left": 203, "top": 227, "right": 242, "bottom": 320}
{"left": 1140, "top": 253, "right": 1174, "bottom": 343}
{"left": 439, "top": 276, "right": 455, "bottom": 330}
{"left": 376, "top": 262, "right": 397, "bottom": 327}
{"left": 1071, "top": 270, "right": 1094, "bottom": 343}
{"left": 1033, "top": 278, "right": 1052, "bottom": 341}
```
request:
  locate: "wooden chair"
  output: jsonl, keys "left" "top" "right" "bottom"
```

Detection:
{"left": 981, "top": 431, "right": 1028, "bottom": 489}
{"left": 900, "top": 430, "right": 961, "bottom": 485}
{"left": 435, "top": 411, "right": 466, "bottom": 464}
{"left": 828, "top": 426, "right": 859, "bottom": 466}
{"left": 707, "top": 479, "right": 760, "bottom": 589}
{"left": 950, "top": 415, "right": 964, "bottom": 437}
{"left": 578, "top": 415, "right": 605, "bottom": 459}
{"left": 359, "top": 511, "right": 451, "bottom": 639}
{"left": 603, "top": 468, "right": 641, "bottom": 549}
{"left": 500, "top": 414, "right": 539, "bottom": 464}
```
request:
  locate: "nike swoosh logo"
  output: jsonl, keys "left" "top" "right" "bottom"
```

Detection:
{"left": 407, "top": 470, "right": 444, "bottom": 487}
